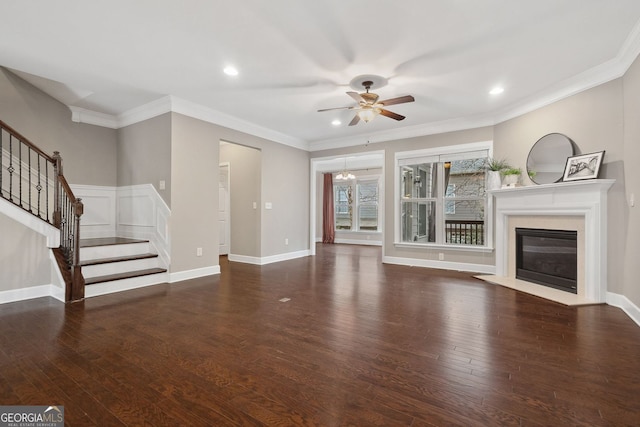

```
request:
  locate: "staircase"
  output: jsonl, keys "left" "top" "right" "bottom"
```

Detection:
{"left": 2, "top": 118, "right": 171, "bottom": 302}
{"left": 80, "top": 237, "right": 168, "bottom": 297}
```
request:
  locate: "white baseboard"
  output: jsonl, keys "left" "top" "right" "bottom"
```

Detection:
{"left": 169, "top": 265, "right": 220, "bottom": 283}
{"left": 227, "top": 254, "right": 261, "bottom": 265}
{"left": 228, "top": 250, "right": 310, "bottom": 266}
{"left": 382, "top": 255, "right": 496, "bottom": 275}
{"left": 314, "top": 237, "right": 382, "bottom": 246}
{"left": 334, "top": 238, "right": 382, "bottom": 246}
{"left": 607, "top": 292, "right": 640, "bottom": 327}
{"left": 0, "top": 284, "right": 62, "bottom": 305}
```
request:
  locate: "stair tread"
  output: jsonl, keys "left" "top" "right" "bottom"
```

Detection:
{"left": 80, "top": 237, "right": 148, "bottom": 248}
{"left": 85, "top": 268, "right": 167, "bottom": 285}
{"left": 81, "top": 253, "right": 159, "bottom": 266}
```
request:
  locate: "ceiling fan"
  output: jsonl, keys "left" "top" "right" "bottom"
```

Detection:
{"left": 318, "top": 80, "right": 415, "bottom": 126}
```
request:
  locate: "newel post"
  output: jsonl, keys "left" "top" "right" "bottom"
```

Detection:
{"left": 52, "top": 151, "right": 62, "bottom": 228}
{"left": 70, "top": 198, "right": 85, "bottom": 301}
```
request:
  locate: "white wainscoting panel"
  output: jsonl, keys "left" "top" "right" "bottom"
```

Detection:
{"left": 69, "top": 184, "right": 171, "bottom": 271}
{"left": 117, "top": 184, "right": 171, "bottom": 269}
{"left": 70, "top": 184, "right": 117, "bottom": 238}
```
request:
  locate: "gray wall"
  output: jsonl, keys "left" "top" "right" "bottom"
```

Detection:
{"left": 494, "top": 79, "right": 627, "bottom": 296}
{"left": 219, "top": 142, "right": 261, "bottom": 257}
{"left": 169, "top": 113, "right": 309, "bottom": 271}
{"left": 0, "top": 68, "right": 118, "bottom": 293}
{"left": 312, "top": 127, "right": 495, "bottom": 267}
{"left": 623, "top": 55, "right": 640, "bottom": 307}
{"left": 0, "top": 214, "right": 50, "bottom": 291}
{"left": 118, "top": 113, "right": 172, "bottom": 206}
{"left": 170, "top": 113, "right": 219, "bottom": 273}
{"left": 0, "top": 68, "right": 117, "bottom": 186}
{"left": 312, "top": 73, "right": 639, "bottom": 308}
{"left": 260, "top": 141, "right": 309, "bottom": 256}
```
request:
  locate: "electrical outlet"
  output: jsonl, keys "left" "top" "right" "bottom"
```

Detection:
{"left": 438, "top": 253, "right": 444, "bottom": 261}
{"left": 196, "top": 247, "right": 203, "bottom": 257}
{"left": 285, "top": 238, "right": 289, "bottom": 245}
{"left": 159, "top": 180, "right": 166, "bottom": 190}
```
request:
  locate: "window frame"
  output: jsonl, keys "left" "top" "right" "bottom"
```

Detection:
{"left": 394, "top": 141, "right": 494, "bottom": 251}
{"left": 333, "top": 174, "right": 381, "bottom": 233}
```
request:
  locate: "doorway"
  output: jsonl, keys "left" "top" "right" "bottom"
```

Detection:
{"left": 219, "top": 163, "right": 230, "bottom": 255}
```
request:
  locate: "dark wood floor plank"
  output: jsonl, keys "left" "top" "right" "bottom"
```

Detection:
{"left": 1, "top": 244, "right": 639, "bottom": 426}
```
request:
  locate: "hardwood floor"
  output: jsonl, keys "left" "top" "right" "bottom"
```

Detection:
{"left": 1, "top": 244, "right": 639, "bottom": 426}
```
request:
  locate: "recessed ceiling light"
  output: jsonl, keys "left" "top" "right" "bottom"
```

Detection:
{"left": 489, "top": 86, "right": 504, "bottom": 95}
{"left": 223, "top": 66, "right": 239, "bottom": 76}
{"left": 331, "top": 119, "right": 341, "bottom": 126}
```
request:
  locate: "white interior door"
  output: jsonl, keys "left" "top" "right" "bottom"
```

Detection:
{"left": 219, "top": 164, "right": 230, "bottom": 255}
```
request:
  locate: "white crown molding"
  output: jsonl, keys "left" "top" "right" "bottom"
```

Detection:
{"left": 70, "top": 106, "right": 119, "bottom": 129}
{"left": 69, "top": 95, "right": 309, "bottom": 151}
{"left": 169, "top": 97, "right": 309, "bottom": 151}
{"left": 308, "top": 114, "right": 496, "bottom": 152}
{"left": 310, "top": 19, "right": 640, "bottom": 152}
{"left": 117, "top": 96, "right": 173, "bottom": 128}
{"left": 68, "top": 20, "right": 640, "bottom": 153}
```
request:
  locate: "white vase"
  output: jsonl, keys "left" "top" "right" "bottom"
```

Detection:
{"left": 487, "top": 170, "right": 502, "bottom": 191}
{"left": 502, "top": 174, "right": 520, "bottom": 186}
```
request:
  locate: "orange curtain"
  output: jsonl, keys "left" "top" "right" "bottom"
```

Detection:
{"left": 322, "top": 173, "right": 335, "bottom": 243}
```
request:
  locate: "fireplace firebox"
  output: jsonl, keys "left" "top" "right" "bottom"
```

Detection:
{"left": 515, "top": 228, "right": 578, "bottom": 294}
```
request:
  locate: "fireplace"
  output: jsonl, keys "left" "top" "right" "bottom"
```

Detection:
{"left": 515, "top": 228, "right": 577, "bottom": 294}
{"left": 480, "top": 179, "right": 614, "bottom": 305}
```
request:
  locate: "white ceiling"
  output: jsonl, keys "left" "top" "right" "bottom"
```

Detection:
{"left": 3, "top": 1, "right": 640, "bottom": 151}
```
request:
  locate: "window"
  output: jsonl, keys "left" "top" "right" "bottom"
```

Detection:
{"left": 445, "top": 183, "right": 456, "bottom": 214}
{"left": 396, "top": 143, "right": 489, "bottom": 247}
{"left": 334, "top": 177, "right": 379, "bottom": 232}
{"left": 334, "top": 184, "right": 352, "bottom": 230}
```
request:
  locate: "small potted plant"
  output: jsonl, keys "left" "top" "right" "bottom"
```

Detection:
{"left": 486, "top": 158, "right": 510, "bottom": 190}
{"left": 501, "top": 167, "right": 522, "bottom": 187}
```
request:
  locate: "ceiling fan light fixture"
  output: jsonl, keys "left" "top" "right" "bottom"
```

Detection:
{"left": 357, "top": 108, "right": 380, "bottom": 123}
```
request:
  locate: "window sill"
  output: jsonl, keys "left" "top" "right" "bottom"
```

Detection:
{"left": 393, "top": 242, "right": 494, "bottom": 253}
{"left": 336, "top": 230, "right": 382, "bottom": 235}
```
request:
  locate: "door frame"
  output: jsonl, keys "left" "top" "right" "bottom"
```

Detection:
{"left": 219, "top": 162, "right": 231, "bottom": 255}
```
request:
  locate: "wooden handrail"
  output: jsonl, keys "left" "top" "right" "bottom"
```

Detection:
{"left": 0, "top": 119, "right": 55, "bottom": 163}
{"left": 1, "top": 118, "right": 84, "bottom": 302}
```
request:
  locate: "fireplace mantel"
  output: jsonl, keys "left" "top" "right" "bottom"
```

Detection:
{"left": 480, "top": 179, "right": 615, "bottom": 305}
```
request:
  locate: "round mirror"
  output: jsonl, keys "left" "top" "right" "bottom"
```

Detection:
{"left": 527, "top": 133, "right": 576, "bottom": 184}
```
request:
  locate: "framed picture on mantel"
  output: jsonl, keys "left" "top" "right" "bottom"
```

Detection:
{"left": 562, "top": 151, "right": 605, "bottom": 182}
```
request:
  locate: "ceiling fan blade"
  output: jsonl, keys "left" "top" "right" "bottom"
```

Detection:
{"left": 378, "top": 95, "right": 415, "bottom": 106}
{"left": 347, "top": 91, "right": 365, "bottom": 103}
{"left": 379, "top": 109, "right": 406, "bottom": 121}
{"left": 348, "top": 114, "right": 361, "bottom": 126}
{"left": 317, "top": 106, "right": 356, "bottom": 112}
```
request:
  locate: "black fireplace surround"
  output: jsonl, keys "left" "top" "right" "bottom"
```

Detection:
{"left": 515, "top": 228, "right": 578, "bottom": 294}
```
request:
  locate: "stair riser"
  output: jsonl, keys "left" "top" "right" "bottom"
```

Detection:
{"left": 84, "top": 272, "right": 169, "bottom": 298}
{"left": 82, "top": 257, "right": 160, "bottom": 278}
{"left": 80, "top": 242, "right": 151, "bottom": 261}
